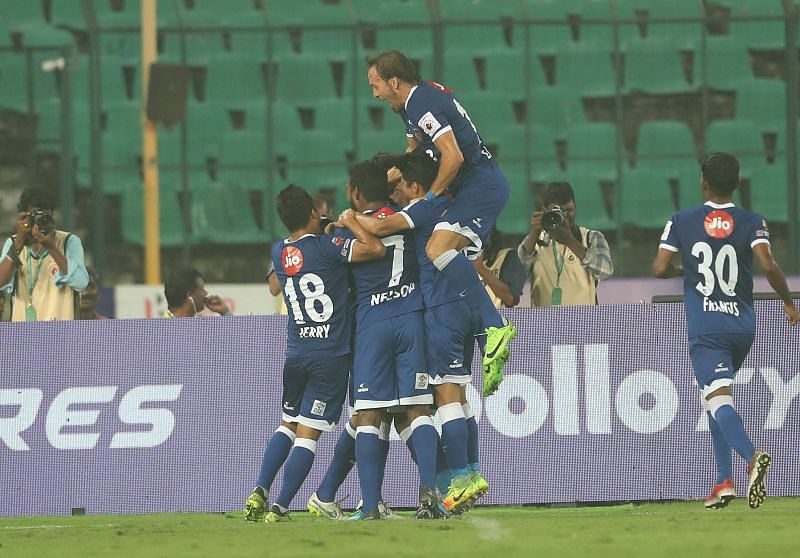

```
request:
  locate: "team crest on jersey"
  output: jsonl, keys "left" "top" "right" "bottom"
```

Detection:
{"left": 282, "top": 245, "right": 303, "bottom": 276}
{"left": 704, "top": 210, "right": 734, "bottom": 239}
{"left": 418, "top": 111, "right": 442, "bottom": 137}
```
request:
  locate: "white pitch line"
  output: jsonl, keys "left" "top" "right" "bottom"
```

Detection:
{"left": 0, "top": 523, "right": 120, "bottom": 531}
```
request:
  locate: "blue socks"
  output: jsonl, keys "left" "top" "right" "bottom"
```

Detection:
{"left": 432, "top": 249, "right": 503, "bottom": 329}
{"left": 256, "top": 425, "right": 295, "bottom": 491}
{"left": 435, "top": 436, "right": 451, "bottom": 494}
{"left": 707, "top": 412, "right": 732, "bottom": 484}
{"left": 714, "top": 404, "right": 756, "bottom": 463}
{"left": 439, "top": 402, "right": 469, "bottom": 477}
{"left": 355, "top": 426, "right": 383, "bottom": 514}
{"left": 464, "top": 403, "right": 480, "bottom": 472}
{"left": 316, "top": 421, "right": 356, "bottom": 502}
{"left": 274, "top": 438, "right": 317, "bottom": 510}
{"left": 409, "top": 416, "right": 438, "bottom": 491}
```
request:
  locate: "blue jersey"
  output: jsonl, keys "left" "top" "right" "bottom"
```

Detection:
{"left": 401, "top": 81, "right": 493, "bottom": 194}
{"left": 400, "top": 197, "right": 461, "bottom": 308}
{"left": 271, "top": 233, "right": 354, "bottom": 358}
{"left": 339, "top": 206, "right": 423, "bottom": 331}
{"left": 660, "top": 202, "right": 770, "bottom": 339}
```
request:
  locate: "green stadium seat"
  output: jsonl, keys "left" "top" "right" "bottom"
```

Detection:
{"left": 524, "top": 0, "right": 582, "bottom": 54}
{"left": 355, "top": 128, "right": 407, "bottom": 160}
{"left": 0, "top": 51, "right": 29, "bottom": 111}
{"left": 635, "top": 120, "right": 697, "bottom": 171}
{"left": 274, "top": 55, "right": 340, "bottom": 105}
{"left": 497, "top": 163, "right": 534, "bottom": 235}
{"left": 677, "top": 167, "right": 703, "bottom": 208}
{"left": 121, "top": 185, "right": 187, "bottom": 246}
{"left": 529, "top": 86, "right": 586, "bottom": 134}
{"left": 735, "top": 79, "right": 787, "bottom": 132}
{"left": 556, "top": 47, "right": 617, "bottom": 97}
{"left": 50, "top": 1, "right": 86, "bottom": 29}
{"left": 717, "top": 0, "right": 786, "bottom": 51}
{"left": 454, "top": 90, "right": 519, "bottom": 142}
{"left": 705, "top": 119, "right": 765, "bottom": 162}
{"left": 34, "top": 99, "right": 63, "bottom": 141}
{"left": 191, "top": 181, "right": 265, "bottom": 244}
{"left": 178, "top": 0, "right": 264, "bottom": 27}
{"left": 315, "top": 98, "right": 355, "bottom": 133}
{"left": 0, "top": 16, "right": 12, "bottom": 47}
{"left": 161, "top": 31, "right": 226, "bottom": 65}
{"left": 299, "top": 29, "right": 355, "bottom": 58}
{"left": 565, "top": 121, "right": 619, "bottom": 167}
{"left": 614, "top": 0, "right": 704, "bottom": 50}
{"left": 351, "top": 0, "right": 432, "bottom": 24}
{"left": 749, "top": 162, "right": 788, "bottom": 223}
{"left": 621, "top": 166, "right": 677, "bottom": 228}
{"left": 562, "top": 169, "right": 616, "bottom": 230}
{"left": 100, "top": 56, "right": 138, "bottom": 101}
{"left": 100, "top": 30, "right": 141, "bottom": 64}
{"left": 437, "top": 0, "right": 523, "bottom": 20}
{"left": 266, "top": 0, "right": 353, "bottom": 26}
{"left": 372, "top": 27, "right": 434, "bottom": 72}
{"left": 216, "top": 130, "right": 268, "bottom": 186}
{"left": 205, "top": 54, "right": 266, "bottom": 104}
{"left": 624, "top": 39, "right": 694, "bottom": 94}
{"left": 444, "top": 53, "right": 482, "bottom": 92}
{"left": 484, "top": 48, "right": 544, "bottom": 96}
{"left": 493, "top": 123, "right": 557, "bottom": 163}
{"left": 702, "top": 37, "right": 754, "bottom": 90}
{"left": 443, "top": 24, "right": 514, "bottom": 53}
{"left": 31, "top": 50, "right": 65, "bottom": 104}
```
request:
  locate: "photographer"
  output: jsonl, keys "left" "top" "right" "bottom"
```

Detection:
{"left": 163, "top": 268, "right": 232, "bottom": 318}
{"left": 0, "top": 188, "right": 88, "bottom": 321}
{"left": 517, "top": 182, "right": 613, "bottom": 307}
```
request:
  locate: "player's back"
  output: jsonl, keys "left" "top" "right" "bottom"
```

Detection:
{"left": 271, "top": 234, "right": 352, "bottom": 357}
{"left": 401, "top": 81, "right": 495, "bottom": 193}
{"left": 400, "top": 197, "right": 462, "bottom": 309}
{"left": 346, "top": 206, "right": 423, "bottom": 330}
{"left": 660, "top": 202, "right": 770, "bottom": 338}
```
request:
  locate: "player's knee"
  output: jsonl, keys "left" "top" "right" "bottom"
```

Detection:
{"left": 707, "top": 393, "right": 735, "bottom": 419}
{"left": 358, "top": 409, "right": 382, "bottom": 427}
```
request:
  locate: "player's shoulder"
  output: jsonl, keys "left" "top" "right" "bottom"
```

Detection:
{"left": 407, "top": 81, "right": 452, "bottom": 112}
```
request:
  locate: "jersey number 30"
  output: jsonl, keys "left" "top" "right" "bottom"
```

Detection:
{"left": 691, "top": 242, "right": 739, "bottom": 297}
{"left": 284, "top": 273, "right": 333, "bottom": 324}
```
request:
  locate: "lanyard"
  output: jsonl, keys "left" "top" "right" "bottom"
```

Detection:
{"left": 26, "top": 248, "right": 48, "bottom": 298}
{"left": 551, "top": 242, "right": 567, "bottom": 287}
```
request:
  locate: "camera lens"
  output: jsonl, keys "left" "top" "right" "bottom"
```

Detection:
{"left": 541, "top": 210, "right": 563, "bottom": 232}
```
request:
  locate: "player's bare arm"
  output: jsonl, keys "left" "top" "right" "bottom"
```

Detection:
{"left": 353, "top": 211, "right": 410, "bottom": 238}
{"left": 428, "top": 130, "right": 464, "bottom": 197}
{"left": 651, "top": 248, "right": 683, "bottom": 278}
{"left": 752, "top": 243, "right": 800, "bottom": 324}
{"left": 406, "top": 136, "right": 418, "bottom": 153}
{"left": 338, "top": 209, "right": 387, "bottom": 262}
{"left": 267, "top": 271, "right": 281, "bottom": 296}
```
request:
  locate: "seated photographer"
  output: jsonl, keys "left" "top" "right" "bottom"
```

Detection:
{"left": 0, "top": 188, "right": 88, "bottom": 321}
{"left": 78, "top": 267, "right": 109, "bottom": 320}
{"left": 474, "top": 228, "right": 526, "bottom": 308}
{"left": 163, "top": 268, "right": 232, "bottom": 318}
{"left": 517, "top": 182, "right": 613, "bottom": 307}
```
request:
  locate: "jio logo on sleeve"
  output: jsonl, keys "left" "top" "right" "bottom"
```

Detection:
{"left": 704, "top": 210, "right": 735, "bottom": 239}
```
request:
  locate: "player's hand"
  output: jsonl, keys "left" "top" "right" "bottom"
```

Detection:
{"left": 784, "top": 303, "right": 800, "bottom": 325}
{"left": 337, "top": 209, "right": 354, "bottom": 225}
{"left": 387, "top": 166, "right": 401, "bottom": 187}
{"left": 205, "top": 295, "right": 231, "bottom": 316}
{"left": 529, "top": 211, "right": 543, "bottom": 239}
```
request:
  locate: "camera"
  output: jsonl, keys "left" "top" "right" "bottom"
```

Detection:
{"left": 29, "top": 210, "right": 55, "bottom": 236}
{"left": 541, "top": 206, "right": 565, "bottom": 232}
{"left": 319, "top": 215, "right": 334, "bottom": 233}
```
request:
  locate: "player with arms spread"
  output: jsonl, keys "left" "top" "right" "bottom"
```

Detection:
{"left": 367, "top": 50, "right": 516, "bottom": 391}
{"left": 354, "top": 150, "right": 490, "bottom": 514}
{"left": 244, "top": 185, "right": 385, "bottom": 523}
{"left": 652, "top": 153, "right": 799, "bottom": 510}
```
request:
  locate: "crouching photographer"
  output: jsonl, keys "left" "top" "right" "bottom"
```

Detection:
{"left": 0, "top": 188, "right": 89, "bottom": 321}
{"left": 517, "top": 181, "right": 614, "bottom": 307}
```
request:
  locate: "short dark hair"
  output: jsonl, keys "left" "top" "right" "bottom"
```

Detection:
{"left": 18, "top": 188, "right": 55, "bottom": 212}
{"left": 701, "top": 152, "right": 739, "bottom": 195}
{"left": 396, "top": 149, "right": 439, "bottom": 192}
{"left": 85, "top": 266, "right": 99, "bottom": 287}
{"left": 367, "top": 50, "right": 421, "bottom": 85}
{"left": 164, "top": 268, "right": 202, "bottom": 309}
{"left": 276, "top": 184, "right": 314, "bottom": 233}
{"left": 543, "top": 182, "right": 575, "bottom": 207}
{"left": 311, "top": 192, "right": 332, "bottom": 214}
{"left": 349, "top": 159, "right": 390, "bottom": 203}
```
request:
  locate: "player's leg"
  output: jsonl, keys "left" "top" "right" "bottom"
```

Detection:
{"left": 267, "top": 355, "right": 350, "bottom": 522}
{"left": 352, "top": 409, "right": 386, "bottom": 521}
{"left": 244, "top": 358, "right": 307, "bottom": 521}
{"left": 462, "top": 387, "right": 480, "bottom": 475}
{"left": 701, "top": 394, "right": 735, "bottom": 509}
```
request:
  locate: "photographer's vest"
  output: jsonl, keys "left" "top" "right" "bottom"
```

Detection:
{"left": 530, "top": 226, "right": 597, "bottom": 307}
{"left": 482, "top": 248, "right": 513, "bottom": 309}
{"left": 11, "top": 230, "right": 79, "bottom": 321}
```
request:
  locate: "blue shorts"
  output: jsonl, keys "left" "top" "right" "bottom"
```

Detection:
{"left": 435, "top": 162, "right": 510, "bottom": 260}
{"left": 689, "top": 333, "right": 754, "bottom": 398}
{"left": 281, "top": 354, "right": 350, "bottom": 432}
{"left": 426, "top": 300, "right": 482, "bottom": 385}
{"left": 352, "top": 311, "right": 432, "bottom": 411}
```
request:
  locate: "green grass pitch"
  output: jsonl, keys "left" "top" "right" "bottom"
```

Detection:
{"left": 2, "top": 499, "right": 799, "bottom": 558}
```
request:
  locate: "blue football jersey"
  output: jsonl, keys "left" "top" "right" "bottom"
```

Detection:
{"left": 401, "top": 81, "right": 494, "bottom": 194}
{"left": 400, "top": 196, "right": 462, "bottom": 309}
{"left": 660, "top": 202, "right": 770, "bottom": 338}
{"left": 271, "top": 233, "right": 354, "bottom": 357}
{"left": 339, "top": 206, "right": 423, "bottom": 331}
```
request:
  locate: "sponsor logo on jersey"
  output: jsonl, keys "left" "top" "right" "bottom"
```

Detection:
{"left": 415, "top": 373, "right": 429, "bottom": 390}
{"left": 311, "top": 399, "right": 327, "bottom": 416}
{"left": 282, "top": 245, "right": 303, "bottom": 276}
{"left": 704, "top": 210, "right": 734, "bottom": 239}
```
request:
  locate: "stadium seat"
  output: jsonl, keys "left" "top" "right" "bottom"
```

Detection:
{"left": 614, "top": 0, "right": 704, "bottom": 51}
{"left": 216, "top": 130, "right": 269, "bottom": 186}
{"left": 121, "top": 185, "right": 187, "bottom": 246}
{"left": 355, "top": 128, "right": 408, "bottom": 161}
{"left": 0, "top": 16, "right": 12, "bottom": 48}
{"left": 0, "top": 51, "right": 29, "bottom": 111}
{"left": 177, "top": 0, "right": 265, "bottom": 27}
{"left": 100, "top": 55, "right": 138, "bottom": 101}
{"left": 206, "top": 54, "right": 266, "bottom": 105}
{"left": 34, "top": 98, "right": 63, "bottom": 142}
{"left": 492, "top": 123, "right": 557, "bottom": 164}
{"left": 749, "top": 162, "right": 788, "bottom": 223}
{"left": 717, "top": 0, "right": 786, "bottom": 51}
{"left": 562, "top": 169, "right": 616, "bottom": 231}
{"left": 635, "top": 120, "right": 697, "bottom": 172}
{"left": 529, "top": 86, "right": 586, "bottom": 134}
{"left": 351, "top": 0, "right": 432, "bottom": 24}
{"left": 523, "top": 0, "right": 583, "bottom": 53}
{"left": 266, "top": 0, "right": 353, "bottom": 26}
{"left": 556, "top": 47, "right": 617, "bottom": 97}
{"left": 677, "top": 167, "right": 703, "bottom": 208}
{"left": 49, "top": 1, "right": 87, "bottom": 29}
{"left": 274, "top": 55, "right": 341, "bottom": 105}
{"left": 705, "top": 119, "right": 765, "bottom": 163}
{"left": 484, "top": 48, "right": 545, "bottom": 96}
{"left": 443, "top": 53, "right": 483, "bottom": 92}
{"left": 624, "top": 39, "right": 694, "bottom": 94}
{"left": 735, "top": 79, "right": 787, "bottom": 133}
{"left": 191, "top": 181, "right": 265, "bottom": 244}
{"left": 454, "top": 90, "right": 520, "bottom": 143}
{"left": 564, "top": 122, "right": 620, "bottom": 180}
{"left": 314, "top": 98, "right": 355, "bottom": 134}
{"left": 620, "top": 166, "right": 677, "bottom": 228}
{"left": 299, "top": 29, "right": 355, "bottom": 57}
{"left": 5, "top": 0, "right": 73, "bottom": 48}
{"left": 702, "top": 37, "right": 754, "bottom": 90}
{"left": 443, "top": 24, "right": 514, "bottom": 54}
{"left": 372, "top": 27, "right": 434, "bottom": 71}
{"left": 498, "top": 162, "right": 535, "bottom": 234}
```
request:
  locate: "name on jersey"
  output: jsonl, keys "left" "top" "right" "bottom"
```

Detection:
{"left": 703, "top": 297, "right": 740, "bottom": 317}
{"left": 370, "top": 282, "right": 416, "bottom": 306}
{"left": 298, "top": 324, "right": 332, "bottom": 338}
